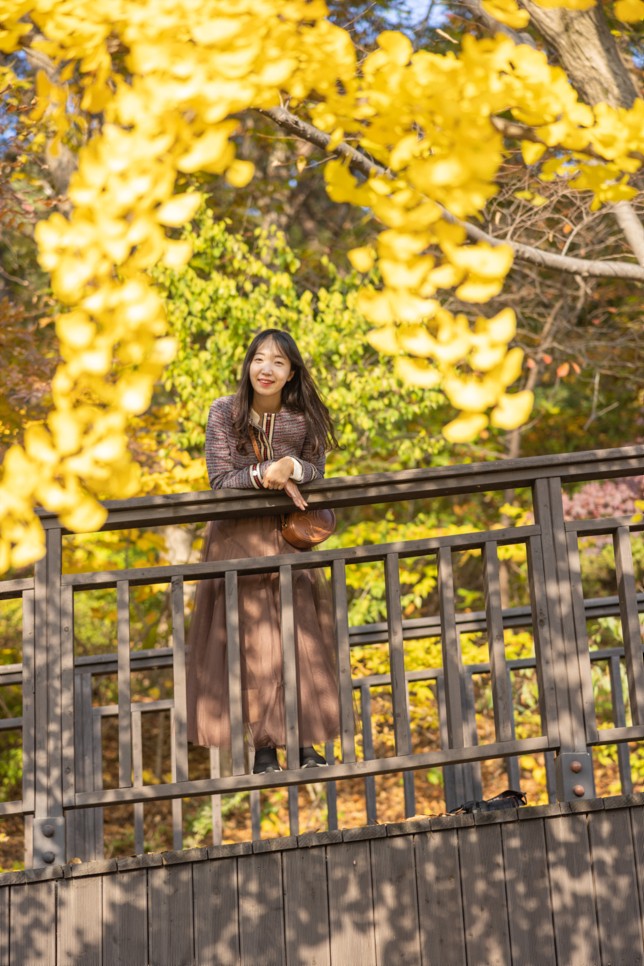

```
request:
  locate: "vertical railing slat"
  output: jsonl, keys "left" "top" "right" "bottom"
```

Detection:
{"left": 60, "top": 585, "right": 75, "bottom": 807}
{"left": 250, "top": 791, "right": 261, "bottom": 841}
{"left": 483, "top": 543, "right": 514, "bottom": 742}
{"left": 385, "top": 553, "right": 412, "bottom": 756}
{"left": 70, "top": 672, "right": 95, "bottom": 861}
{"left": 360, "top": 683, "right": 377, "bottom": 825}
{"left": 33, "top": 555, "right": 49, "bottom": 822}
{"left": 565, "top": 532, "right": 598, "bottom": 741}
{"left": 385, "top": 553, "right": 414, "bottom": 816}
{"left": 45, "top": 528, "right": 64, "bottom": 819}
{"left": 463, "top": 672, "right": 482, "bottom": 803}
{"left": 614, "top": 526, "right": 644, "bottom": 726}
{"left": 170, "top": 731, "right": 183, "bottom": 851}
{"left": 324, "top": 739, "right": 338, "bottom": 831}
{"left": 170, "top": 577, "right": 189, "bottom": 782}
{"left": 224, "top": 570, "right": 245, "bottom": 776}
{"left": 21, "top": 589, "right": 36, "bottom": 812}
{"left": 170, "top": 576, "right": 188, "bottom": 851}
{"left": 132, "top": 709, "right": 144, "bottom": 855}
{"left": 116, "top": 580, "right": 133, "bottom": 788}
{"left": 91, "top": 705, "right": 104, "bottom": 857}
{"left": 280, "top": 564, "right": 300, "bottom": 836}
{"left": 438, "top": 547, "right": 466, "bottom": 750}
{"left": 609, "top": 654, "right": 633, "bottom": 795}
{"left": 526, "top": 533, "right": 558, "bottom": 740}
{"left": 279, "top": 565, "right": 300, "bottom": 770}
{"left": 332, "top": 559, "right": 355, "bottom": 763}
{"left": 209, "top": 747, "right": 222, "bottom": 846}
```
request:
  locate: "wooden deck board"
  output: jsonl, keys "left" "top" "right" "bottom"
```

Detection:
{"left": 630, "top": 806, "right": 644, "bottom": 953}
{"left": 0, "top": 886, "right": 9, "bottom": 966}
{"left": 415, "top": 826, "right": 466, "bottom": 966}
{"left": 193, "top": 857, "right": 240, "bottom": 966}
{"left": 58, "top": 874, "right": 102, "bottom": 965}
{"left": 238, "top": 851, "right": 285, "bottom": 964}
{"left": 102, "top": 868, "right": 148, "bottom": 966}
{"left": 283, "top": 846, "right": 331, "bottom": 966}
{"left": 545, "top": 813, "right": 601, "bottom": 966}
{"left": 459, "top": 823, "right": 512, "bottom": 965}
{"left": 328, "top": 840, "right": 376, "bottom": 965}
{"left": 589, "top": 807, "right": 644, "bottom": 964}
{"left": 148, "top": 864, "right": 194, "bottom": 966}
{"left": 501, "top": 817, "right": 557, "bottom": 964}
{"left": 371, "top": 835, "right": 421, "bottom": 964}
{"left": 10, "top": 880, "right": 57, "bottom": 966}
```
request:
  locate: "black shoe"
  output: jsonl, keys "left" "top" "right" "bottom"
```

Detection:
{"left": 299, "top": 746, "right": 328, "bottom": 768}
{"left": 253, "top": 748, "right": 281, "bottom": 774}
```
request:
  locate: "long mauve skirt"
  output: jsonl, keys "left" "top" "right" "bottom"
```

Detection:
{"left": 186, "top": 515, "right": 340, "bottom": 750}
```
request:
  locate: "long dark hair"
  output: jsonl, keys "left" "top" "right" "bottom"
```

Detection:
{"left": 233, "top": 329, "right": 338, "bottom": 455}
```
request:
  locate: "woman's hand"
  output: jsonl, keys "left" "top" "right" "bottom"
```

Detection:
{"left": 284, "top": 480, "right": 308, "bottom": 511}
{"left": 262, "top": 457, "right": 295, "bottom": 490}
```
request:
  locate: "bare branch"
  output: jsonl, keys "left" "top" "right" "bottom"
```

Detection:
{"left": 613, "top": 202, "right": 644, "bottom": 269}
{"left": 258, "top": 105, "right": 644, "bottom": 282}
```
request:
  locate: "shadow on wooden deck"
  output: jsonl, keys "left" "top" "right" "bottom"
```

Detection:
{"left": 2, "top": 795, "right": 644, "bottom": 965}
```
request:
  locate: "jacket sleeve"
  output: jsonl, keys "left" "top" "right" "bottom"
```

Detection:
{"left": 205, "top": 399, "right": 272, "bottom": 490}
{"left": 298, "top": 431, "right": 326, "bottom": 483}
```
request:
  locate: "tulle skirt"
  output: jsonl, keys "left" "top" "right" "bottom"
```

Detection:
{"left": 186, "top": 515, "right": 340, "bottom": 750}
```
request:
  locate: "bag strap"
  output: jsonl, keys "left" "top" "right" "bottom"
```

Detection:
{"left": 249, "top": 426, "right": 263, "bottom": 462}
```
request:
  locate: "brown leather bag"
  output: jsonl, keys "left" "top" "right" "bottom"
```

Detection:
{"left": 249, "top": 426, "right": 335, "bottom": 550}
{"left": 281, "top": 508, "right": 336, "bottom": 550}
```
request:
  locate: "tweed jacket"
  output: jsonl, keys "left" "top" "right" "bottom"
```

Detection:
{"left": 205, "top": 395, "right": 325, "bottom": 490}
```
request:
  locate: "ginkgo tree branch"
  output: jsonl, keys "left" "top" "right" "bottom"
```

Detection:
{"left": 258, "top": 105, "right": 644, "bottom": 282}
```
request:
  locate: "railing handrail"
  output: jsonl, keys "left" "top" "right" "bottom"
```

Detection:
{"left": 34, "top": 443, "right": 644, "bottom": 531}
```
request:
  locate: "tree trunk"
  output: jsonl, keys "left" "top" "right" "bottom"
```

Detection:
{"left": 519, "top": 1, "right": 640, "bottom": 108}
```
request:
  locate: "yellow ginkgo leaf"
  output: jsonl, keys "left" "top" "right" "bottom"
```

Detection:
{"left": 493, "top": 346, "right": 525, "bottom": 387}
{"left": 614, "top": 0, "right": 644, "bottom": 20}
{"left": 521, "top": 141, "right": 547, "bottom": 166}
{"left": 366, "top": 326, "right": 399, "bottom": 355}
{"left": 395, "top": 356, "right": 442, "bottom": 389}
{"left": 376, "top": 30, "right": 413, "bottom": 65}
{"left": 56, "top": 312, "right": 96, "bottom": 349}
{"left": 442, "top": 413, "right": 489, "bottom": 443}
{"left": 357, "top": 289, "right": 394, "bottom": 325}
{"left": 9, "top": 521, "right": 45, "bottom": 568}
{"left": 117, "top": 374, "right": 154, "bottom": 414}
{"left": 397, "top": 325, "right": 437, "bottom": 357}
{"left": 490, "top": 390, "right": 534, "bottom": 429}
{"left": 477, "top": 308, "right": 517, "bottom": 345}
{"left": 162, "top": 239, "right": 193, "bottom": 270}
{"left": 481, "top": 0, "right": 531, "bottom": 27}
{"left": 456, "top": 277, "right": 505, "bottom": 302}
{"left": 443, "top": 375, "right": 498, "bottom": 412}
{"left": 469, "top": 343, "right": 507, "bottom": 372}
{"left": 48, "top": 411, "right": 82, "bottom": 456}
{"left": 61, "top": 497, "right": 108, "bottom": 533}
{"left": 156, "top": 192, "right": 202, "bottom": 227}
{"left": 348, "top": 246, "right": 376, "bottom": 273}
{"left": 226, "top": 159, "right": 255, "bottom": 187}
{"left": 380, "top": 257, "right": 432, "bottom": 289}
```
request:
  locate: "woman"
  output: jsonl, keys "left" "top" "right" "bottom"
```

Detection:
{"left": 186, "top": 329, "right": 340, "bottom": 774}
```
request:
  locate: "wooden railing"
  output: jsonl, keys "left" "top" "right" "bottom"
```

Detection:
{"left": 0, "top": 445, "right": 643, "bottom": 870}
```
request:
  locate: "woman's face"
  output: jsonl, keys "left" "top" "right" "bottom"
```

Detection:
{"left": 248, "top": 338, "right": 294, "bottom": 411}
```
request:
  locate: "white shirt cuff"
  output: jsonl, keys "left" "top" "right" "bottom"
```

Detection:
{"left": 290, "top": 457, "right": 304, "bottom": 482}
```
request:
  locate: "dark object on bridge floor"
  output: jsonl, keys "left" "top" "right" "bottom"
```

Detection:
{"left": 449, "top": 789, "right": 527, "bottom": 814}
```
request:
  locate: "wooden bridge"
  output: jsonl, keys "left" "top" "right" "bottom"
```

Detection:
{"left": 1, "top": 444, "right": 643, "bottom": 964}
